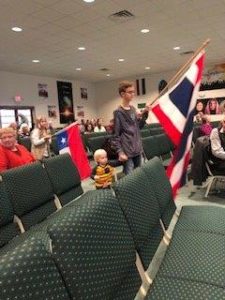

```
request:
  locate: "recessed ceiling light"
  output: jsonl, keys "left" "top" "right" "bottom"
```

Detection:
{"left": 141, "top": 29, "right": 150, "bottom": 33}
{"left": 145, "top": 66, "right": 150, "bottom": 70}
{"left": 32, "top": 59, "right": 40, "bottom": 63}
{"left": 173, "top": 46, "right": 181, "bottom": 50}
{"left": 76, "top": 67, "right": 82, "bottom": 71}
{"left": 78, "top": 47, "right": 86, "bottom": 51}
{"left": 106, "top": 74, "right": 111, "bottom": 77}
{"left": 118, "top": 58, "right": 125, "bottom": 62}
{"left": 11, "top": 26, "right": 23, "bottom": 32}
{"left": 83, "top": 0, "right": 95, "bottom": 2}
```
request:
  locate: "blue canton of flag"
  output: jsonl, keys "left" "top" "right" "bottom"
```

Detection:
{"left": 57, "top": 130, "right": 69, "bottom": 152}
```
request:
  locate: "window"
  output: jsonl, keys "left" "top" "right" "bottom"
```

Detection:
{"left": 0, "top": 106, "right": 34, "bottom": 128}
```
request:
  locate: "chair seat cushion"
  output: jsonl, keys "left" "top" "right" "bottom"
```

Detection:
{"left": 147, "top": 276, "right": 225, "bottom": 299}
{"left": 157, "top": 230, "right": 225, "bottom": 287}
{"left": 176, "top": 205, "right": 225, "bottom": 235}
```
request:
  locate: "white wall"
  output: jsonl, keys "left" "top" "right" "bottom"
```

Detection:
{"left": 1, "top": 69, "right": 225, "bottom": 127}
{"left": 95, "top": 70, "right": 175, "bottom": 123}
{"left": 0, "top": 71, "right": 97, "bottom": 128}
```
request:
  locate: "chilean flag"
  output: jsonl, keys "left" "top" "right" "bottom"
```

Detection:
{"left": 147, "top": 51, "right": 205, "bottom": 198}
{"left": 56, "top": 123, "right": 91, "bottom": 180}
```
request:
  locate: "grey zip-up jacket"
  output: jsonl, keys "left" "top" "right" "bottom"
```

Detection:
{"left": 113, "top": 105, "right": 144, "bottom": 158}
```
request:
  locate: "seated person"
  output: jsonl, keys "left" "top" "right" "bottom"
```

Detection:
{"left": 84, "top": 124, "right": 94, "bottom": 134}
{"left": 19, "top": 123, "right": 30, "bottom": 138}
{"left": 195, "top": 111, "right": 204, "bottom": 124}
{"left": 91, "top": 149, "right": 114, "bottom": 189}
{"left": 209, "top": 118, "right": 225, "bottom": 173}
{"left": 0, "top": 127, "right": 35, "bottom": 172}
{"left": 200, "top": 115, "right": 212, "bottom": 137}
{"left": 94, "top": 118, "right": 106, "bottom": 133}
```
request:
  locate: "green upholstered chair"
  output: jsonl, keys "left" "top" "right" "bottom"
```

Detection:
{"left": 142, "top": 136, "right": 160, "bottom": 160}
{"left": 86, "top": 131, "right": 108, "bottom": 139}
{"left": 140, "top": 128, "right": 150, "bottom": 138}
{"left": 50, "top": 136, "right": 59, "bottom": 155}
{"left": 0, "top": 179, "right": 20, "bottom": 248}
{"left": 149, "top": 127, "right": 164, "bottom": 136}
{"left": 155, "top": 134, "right": 171, "bottom": 157}
{"left": 0, "top": 236, "right": 70, "bottom": 300}
{"left": 2, "top": 161, "right": 56, "bottom": 230}
{"left": 148, "top": 123, "right": 162, "bottom": 129}
{"left": 48, "top": 189, "right": 141, "bottom": 300}
{"left": 17, "top": 137, "right": 31, "bottom": 152}
{"left": 43, "top": 153, "right": 83, "bottom": 206}
{"left": 175, "top": 205, "right": 225, "bottom": 236}
{"left": 112, "top": 167, "right": 163, "bottom": 270}
{"left": 146, "top": 276, "right": 225, "bottom": 299}
{"left": 87, "top": 135, "right": 108, "bottom": 153}
{"left": 154, "top": 134, "right": 172, "bottom": 167}
{"left": 151, "top": 230, "right": 225, "bottom": 289}
{"left": 141, "top": 157, "right": 176, "bottom": 230}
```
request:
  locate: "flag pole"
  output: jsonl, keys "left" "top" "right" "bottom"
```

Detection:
{"left": 149, "top": 38, "right": 210, "bottom": 106}
{"left": 51, "top": 121, "right": 79, "bottom": 137}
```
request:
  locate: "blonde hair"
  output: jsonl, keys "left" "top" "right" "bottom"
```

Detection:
{"left": 0, "top": 127, "right": 16, "bottom": 138}
{"left": 36, "top": 116, "right": 47, "bottom": 129}
{"left": 94, "top": 149, "right": 107, "bottom": 162}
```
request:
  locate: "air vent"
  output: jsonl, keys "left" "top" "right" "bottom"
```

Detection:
{"left": 109, "top": 10, "right": 135, "bottom": 23}
{"left": 100, "top": 68, "right": 109, "bottom": 72}
{"left": 180, "top": 50, "right": 194, "bottom": 56}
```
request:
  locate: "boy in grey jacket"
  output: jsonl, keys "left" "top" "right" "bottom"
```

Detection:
{"left": 113, "top": 81, "right": 148, "bottom": 175}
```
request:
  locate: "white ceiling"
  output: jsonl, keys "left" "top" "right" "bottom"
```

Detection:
{"left": 0, "top": 0, "right": 225, "bottom": 82}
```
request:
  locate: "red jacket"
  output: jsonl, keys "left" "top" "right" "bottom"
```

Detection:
{"left": 0, "top": 144, "right": 35, "bottom": 172}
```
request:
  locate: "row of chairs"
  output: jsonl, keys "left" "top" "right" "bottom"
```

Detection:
{"left": 1, "top": 155, "right": 225, "bottom": 299}
{"left": 0, "top": 156, "right": 176, "bottom": 299}
{"left": 18, "top": 136, "right": 59, "bottom": 155}
{"left": 142, "top": 133, "right": 175, "bottom": 167}
{"left": 0, "top": 153, "right": 83, "bottom": 248}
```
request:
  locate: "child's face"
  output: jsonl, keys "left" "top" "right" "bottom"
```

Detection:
{"left": 98, "top": 153, "right": 108, "bottom": 165}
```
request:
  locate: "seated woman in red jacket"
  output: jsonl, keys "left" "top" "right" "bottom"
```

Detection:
{"left": 0, "top": 127, "right": 35, "bottom": 172}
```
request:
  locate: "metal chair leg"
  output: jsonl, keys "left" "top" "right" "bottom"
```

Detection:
{"left": 204, "top": 177, "right": 215, "bottom": 198}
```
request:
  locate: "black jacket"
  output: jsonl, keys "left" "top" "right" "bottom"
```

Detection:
{"left": 191, "top": 136, "right": 209, "bottom": 185}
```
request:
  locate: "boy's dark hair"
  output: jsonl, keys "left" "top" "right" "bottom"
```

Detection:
{"left": 118, "top": 81, "right": 134, "bottom": 96}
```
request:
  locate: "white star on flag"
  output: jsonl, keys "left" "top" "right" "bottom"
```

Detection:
{"left": 61, "top": 137, "right": 66, "bottom": 144}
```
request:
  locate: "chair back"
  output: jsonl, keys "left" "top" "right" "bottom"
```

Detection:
{"left": 43, "top": 154, "right": 83, "bottom": 206}
{"left": 2, "top": 162, "right": 56, "bottom": 230}
{"left": 0, "top": 179, "right": 20, "bottom": 247}
{"left": 47, "top": 189, "right": 141, "bottom": 299}
{"left": 112, "top": 167, "right": 163, "bottom": 269}
{"left": 0, "top": 236, "right": 70, "bottom": 300}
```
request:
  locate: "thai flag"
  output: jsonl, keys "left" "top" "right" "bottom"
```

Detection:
{"left": 148, "top": 51, "right": 205, "bottom": 198}
{"left": 56, "top": 123, "right": 91, "bottom": 180}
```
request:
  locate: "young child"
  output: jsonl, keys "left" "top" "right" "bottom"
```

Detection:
{"left": 91, "top": 149, "right": 114, "bottom": 189}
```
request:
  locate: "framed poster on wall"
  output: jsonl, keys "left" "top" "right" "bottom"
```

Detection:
{"left": 57, "top": 81, "right": 75, "bottom": 124}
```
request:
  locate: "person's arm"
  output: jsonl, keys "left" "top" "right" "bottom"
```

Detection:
{"left": 210, "top": 129, "right": 225, "bottom": 160}
{"left": 31, "top": 129, "right": 46, "bottom": 146}
{"left": 0, "top": 147, "right": 8, "bottom": 171}
{"left": 113, "top": 111, "right": 127, "bottom": 161}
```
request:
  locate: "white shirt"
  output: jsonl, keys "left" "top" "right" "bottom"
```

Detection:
{"left": 210, "top": 127, "right": 225, "bottom": 160}
{"left": 94, "top": 126, "right": 106, "bottom": 133}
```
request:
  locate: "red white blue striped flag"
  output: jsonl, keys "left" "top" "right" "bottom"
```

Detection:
{"left": 148, "top": 51, "right": 205, "bottom": 198}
